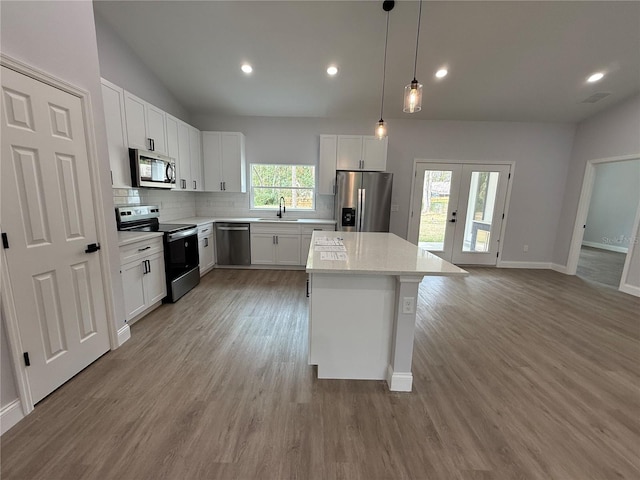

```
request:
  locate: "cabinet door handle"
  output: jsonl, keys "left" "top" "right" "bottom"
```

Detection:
{"left": 204, "top": 237, "right": 209, "bottom": 247}
{"left": 272, "top": 235, "right": 275, "bottom": 244}
{"left": 220, "top": 182, "right": 223, "bottom": 191}
{"left": 146, "top": 259, "right": 151, "bottom": 273}
{"left": 222, "top": 181, "right": 226, "bottom": 190}
{"left": 193, "top": 180, "right": 197, "bottom": 189}
{"left": 306, "top": 278, "right": 309, "bottom": 298}
{"left": 276, "top": 235, "right": 279, "bottom": 245}
{"left": 142, "top": 259, "right": 147, "bottom": 274}
{"left": 138, "top": 246, "right": 151, "bottom": 252}
{"left": 148, "top": 138, "right": 155, "bottom": 151}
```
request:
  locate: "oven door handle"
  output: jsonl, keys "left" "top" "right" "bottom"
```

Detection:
{"left": 166, "top": 228, "right": 198, "bottom": 242}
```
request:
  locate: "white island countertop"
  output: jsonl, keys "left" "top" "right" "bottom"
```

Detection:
{"left": 306, "top": 231, "right": 468, "bottom": 277}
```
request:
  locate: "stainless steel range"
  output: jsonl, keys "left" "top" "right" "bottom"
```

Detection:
{"left": 116, "top": 205, "right": 200, "bottom": 302}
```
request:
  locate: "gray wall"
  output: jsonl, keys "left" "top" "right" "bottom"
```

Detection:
{"left": 1, "top": 0, "right": 125, "bottom": 408}
{"left": 94, "top": 12, "right": 190, "bottom": 123}
{"left": 554, "top": 94, "right": 640, "bottom": 266}
{"left": 583, "top": 160, "right": 640, "bottom": 251}
{"left": 192, "top": 114, "right": 576, "bottom": 264}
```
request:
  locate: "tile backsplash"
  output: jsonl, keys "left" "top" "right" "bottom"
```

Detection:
{"left": 113, "top": 188, "right": 334, "bottom": 221}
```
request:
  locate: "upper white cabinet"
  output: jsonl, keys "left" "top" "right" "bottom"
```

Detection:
{"left": 123, "top": 91, "right": 167, "bottom": 155}
{"left": 189, "top": 126, "right": 204, "bottom": 191}
{"left": 202, "top": 131, "right": 246, "bottom": 193}
{"left": 100, "top": 78, "right": 130, "bottom": 187}
{"left": 337, "top": 135, "right": 387, "bottom": 171}
{"left": 318, "top": 135, "right": 337, "bottom": 195}
{"left": 176, "top": 121, "right": 191, "bottom": 190}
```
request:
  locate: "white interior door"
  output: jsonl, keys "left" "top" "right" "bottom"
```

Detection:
{"left": 1, "top": 66, "right": 110, "bottom": 404}
{"left": 409, "top": 162, "right": 510, "bottom": 265}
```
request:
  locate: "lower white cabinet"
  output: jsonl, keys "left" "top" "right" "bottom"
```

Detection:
{"left": 119, "top": 237, "right": 166, "bottom": 322}
{"left": 197, "top": 223, "right": 215, "bottom": 275}
{"left": 251, "top": 222, "right": 335, "bottom": 266}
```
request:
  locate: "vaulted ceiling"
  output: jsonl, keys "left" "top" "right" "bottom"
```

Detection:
{"left": 94, "top": 1, "right": 640, "bottom": 123}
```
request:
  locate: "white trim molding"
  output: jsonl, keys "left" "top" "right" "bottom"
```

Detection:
{"left": 386, "top": 366, "right": 413, "bottom": 393}
{"left": 117, "top": 324, "right": 131, "bottom": 347}
{"left": 551, "top": 263, "right": 568, "bottom": 274}
{"left": 619, "top": 283, "right": 640, "bottom": 297}
{"left": 498, "top": 261, "right": 552, "bottom": 270}
{"left": 581, "top": 241, "right": 628, "bottom": 254}
{"left": 1, "top": 399, "right": 25, "bottom": 435}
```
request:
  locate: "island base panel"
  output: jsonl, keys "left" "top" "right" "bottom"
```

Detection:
{"left": 309, "top": 274, "right": 394, "bottom": 380}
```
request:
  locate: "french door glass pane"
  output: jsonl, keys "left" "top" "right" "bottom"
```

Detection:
{"left": 418, "top": 170, "right": 452, "bottom": 251}
{"left": 461, "top": 171, "right": 500, "bottom": 252}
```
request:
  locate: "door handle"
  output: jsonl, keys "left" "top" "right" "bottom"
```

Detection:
{"left": 85, "top": 243, "right": 101, "bottom": 253}
{"left": 449, "top": 219, "right": 456, "bottom": 223}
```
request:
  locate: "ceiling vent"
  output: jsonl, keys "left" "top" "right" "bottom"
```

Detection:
{"left": 581, "top": 92, "right": 611, "bottom": 103}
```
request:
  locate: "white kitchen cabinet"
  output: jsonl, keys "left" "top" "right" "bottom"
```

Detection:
{"left": 177, "top": 121, "right": 191, "bottom": 190}
{"left": 100, "top": 78, "right": 130, "bottom": 187}
{"left": 119, "top": 237, "right": 166, "bottom": 323}
{"left": 202, "top": 131, "right": 246, "bottom": 192}
{"left": 123, "top": 90, "right": 167, "bottom": 154}
{"left": 189, "top": 126, "right": 203, "bottom": 191}
{"left": 318, "top": 135, "right": 337, "bottom": 195}
{"left": 197, "top": 223, "right": 215, "bottom": 275}
{"left": 250, "top": 223, "right": 301, "bottom": 265}
{"left": 336, "top": 135, "right": 387, "bottom": 171}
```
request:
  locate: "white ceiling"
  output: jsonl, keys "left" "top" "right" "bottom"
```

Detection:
{"left": 93, "top": 1, "right": 640, "bottom": 123}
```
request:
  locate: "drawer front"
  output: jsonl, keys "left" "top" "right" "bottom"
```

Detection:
{"left": 250, "top": 222, "right": 301, "bottom": 235}
{"left": 198, "top": 222, "right": 214, "bottom": 238}
{"left": 120, "top": 237, "right": 164, "bottom": 266}
{"left": 301, "top": 224, "right": 335, "bottom": 235}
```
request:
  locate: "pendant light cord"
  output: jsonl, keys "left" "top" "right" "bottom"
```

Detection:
{"left": 380, "top": 10, "right": 390, "bottom": 120}
{"left": 413, "top": 0, "right": 422, "bottom": 80}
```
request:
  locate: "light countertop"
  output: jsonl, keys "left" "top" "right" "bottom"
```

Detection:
{"left": 306, "top": 231, "right": 468, "bottom": 277}
{"left": 117, "top": 231, "right": 164, "bottom": 247}
{"left": 165, "top": 216, "right": 336, "bottom": 226}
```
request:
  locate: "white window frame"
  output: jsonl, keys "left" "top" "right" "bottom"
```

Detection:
{"left": 249, "top": 163, "right": 316, "bottom": 211}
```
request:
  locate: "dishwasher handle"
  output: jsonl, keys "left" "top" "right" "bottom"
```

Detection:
{"left": 217, "top": 226, "right": 249, "bottom": 231}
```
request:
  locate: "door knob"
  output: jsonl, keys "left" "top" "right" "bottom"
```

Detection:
{"left": 449, "top": 219, "right": 456, "bottom": 223}
{"left": 85, "top": 243, "right": 101, "bottom": 253}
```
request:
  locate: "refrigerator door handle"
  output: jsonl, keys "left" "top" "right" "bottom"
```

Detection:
{"left": 358, "top": 188, "right": 366, "bottom": 232}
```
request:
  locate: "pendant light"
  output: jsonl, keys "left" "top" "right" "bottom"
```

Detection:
{"left": 376, "top": 1, "right": 394, "bottom": 139}
{"left": 403, "top": 0, "right": 423, "bottom": 113}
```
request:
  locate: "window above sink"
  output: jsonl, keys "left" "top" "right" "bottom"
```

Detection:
{"left": 250, "top": 164, "right": 315, "bottom": 212}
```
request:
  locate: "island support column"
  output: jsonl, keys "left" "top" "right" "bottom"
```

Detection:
{"left": 386, "top": 275, "right": 424, "bottom": 392}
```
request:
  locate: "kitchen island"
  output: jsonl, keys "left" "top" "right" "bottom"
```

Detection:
{"left": 306, "top": 231, "right": 467, "bottom": 392}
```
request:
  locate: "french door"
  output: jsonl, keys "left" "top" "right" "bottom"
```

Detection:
{"left": 408, "top": 163, "right": 511, "bottom": 265}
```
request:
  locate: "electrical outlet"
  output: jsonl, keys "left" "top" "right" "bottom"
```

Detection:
{"left": 402, "top": 297, "right": 415, "bottom": 314}
{"left": 523, "top": 245, "right": 529, "bottom": 252}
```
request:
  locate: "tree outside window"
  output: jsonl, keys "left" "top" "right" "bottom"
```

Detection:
{"left": 251, "top": 164, "right": 315, "bottom": 210}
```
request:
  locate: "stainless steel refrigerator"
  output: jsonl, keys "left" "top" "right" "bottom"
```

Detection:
{"left": 334, "top": 170, "right": 393, "bottom": 232}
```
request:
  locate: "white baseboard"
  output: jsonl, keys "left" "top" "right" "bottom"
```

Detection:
{"left": 619, "top": 283, "right": 640, "bottom": 297}
{"left": 386, "top": 365, "right": 413, "bottom": 392}
{"left": 498, "top": 261, "right": 552, "bottom": 269}
{"left": 582, "top": 241, "right": 628, "bottom": 254}
{"left": 117, "top": 324, "right": 131, "bottom": 347}
{"left": 551, "top": 263, "right": 568, "bottom": 274}
{"left": 1, "top": 399, "right": 25, "bottom": 435}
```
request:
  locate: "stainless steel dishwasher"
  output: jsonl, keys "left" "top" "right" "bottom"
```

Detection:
{"left": 215, "top": 223, "right": 251, "bottom": 265}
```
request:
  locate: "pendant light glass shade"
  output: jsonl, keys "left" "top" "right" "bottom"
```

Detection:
{"left": 403, "top": 79, "right": 423, "bottom": 113}
{"left": 404, "top": 0, "right": 423, "bottom": 114}
{"left": 375, "top": 1, "right": 394, "bottom": 139}
{"left": 375, "top": 119, "right": 387, "bottom": 139}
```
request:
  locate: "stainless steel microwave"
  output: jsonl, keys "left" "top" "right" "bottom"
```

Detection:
{"left": 129, "top": 148, "right": 175, "bottom": 189}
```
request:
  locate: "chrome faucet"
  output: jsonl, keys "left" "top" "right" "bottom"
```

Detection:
{"left": 277, "top": 196, "right": 286, "bottom": 218}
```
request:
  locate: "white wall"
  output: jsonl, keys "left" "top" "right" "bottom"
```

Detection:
{"left": 192, "top": 114, "right": 576, "bottom": 263}
{"left": 554, "top": 94, "right": 640, "bottom": 267}
{"left": 94, "top": 12, "right": 190, "bottom": 123}
{"left": 0, "top": 0, "right": 125, "bottom": 409}
{"left": 1, "top": 311, "right": 18, "bottom": 408}
{"left": 583, "top": 160, "right": 640, "bottom": 251}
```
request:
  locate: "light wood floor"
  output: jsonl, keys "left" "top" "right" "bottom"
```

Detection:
{"left": 2, "top": 268, "right": 639, "bottom": 479}
{"left": 577, "top": 245, "right": 627, "bottom": 287}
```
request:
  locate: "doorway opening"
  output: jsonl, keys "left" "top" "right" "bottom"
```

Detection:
{"left": 576, "top": 159, "right": 640, "bottom": 288}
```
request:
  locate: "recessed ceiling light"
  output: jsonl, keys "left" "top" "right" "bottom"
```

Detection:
{"left": 241, "top": 63, "right": 253, "bottom": 74}
{"left": 435, "top": 68, "right": 448, "bottom": 79}
{"left": 327, "top": 65, "right": 338, "bottom": 76}
{"left": 587, "top": 72, "right": 604, "bottom": 83}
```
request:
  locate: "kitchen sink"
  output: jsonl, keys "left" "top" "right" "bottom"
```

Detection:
{"left": 257, "top": 218, "right": 300, "bottom": 222}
